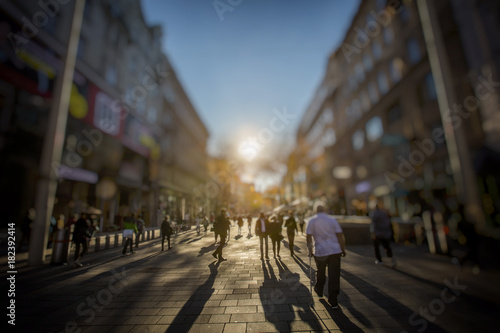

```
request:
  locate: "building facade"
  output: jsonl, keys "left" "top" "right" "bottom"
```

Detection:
{"left": 287, "top": 0, "right": 500, "bottom": 239}
{"left": 0, "top": 0, "right": 209, "bottom": 234}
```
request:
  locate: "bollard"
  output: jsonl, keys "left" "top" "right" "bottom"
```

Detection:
{"left": 141, "top": 233, "right": 145, "bottom": 242}
{"left": 51, "top": 228, "right": 70, "bottom": 265}
{"left": 95, "top": 237, "right": 100, "bottom": 252}
{"left": 105, "top": 235, "right": 110, "bottom": 249}
{"left": 115, "top": 234, "right": 119, "bottom": 248}
{"left": 147, "top": 230, "right": 151, "bottom": 240}
{"left": 151, "top": 229, "right": 155, "bottom": 239}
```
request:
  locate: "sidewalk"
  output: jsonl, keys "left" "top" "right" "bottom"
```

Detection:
{"left": 5, "top": 224, "right": 500, "bottom": 333}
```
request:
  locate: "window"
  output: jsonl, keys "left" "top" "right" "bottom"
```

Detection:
{"left": 352, "top": 129, "right": 365, "bottom": 151}
{"left": 387, "top": 103, "right": 402, "bottom": 124}
{"left": 366, "top": 116, "right": 384, "bottom": 142}
{"left": 363, "top": 54, "right": 373, "bottom": 72}
{"left": 390, "top": 58, "right": 403, "bottom": 83}
{"left": 372, "top": 41, "right": 382, "bottom": 60}
{"left": 360, "top": 90, "right": 371, "bottom": 112}
{"left": 355, "top": 63, "right": 365, "bottom": 83}
{"left": 400, "top": 5, "right": 411, "bottom": 23}
{"left": 377, "top": 71, "right": 389, "bottom": 95}
{"left": 323, "top": 128, "right": 336, "bottom": 146}
{"left": 322, "top": 108, "right": 334, "bottom": 124}
{"left": 407, "top": 38, "right": 422, "bottom": 64}
{"left": 376, "top": 0, "right": 387, "bottom": 11}
{"left": 368, "top": 82, "right": 379, "bottom": 104}
{"left": 383, "top": 27, "right": 394, "bottom": 45}
{"left": 105, "top": 65, "right": 117, "bottom": 86}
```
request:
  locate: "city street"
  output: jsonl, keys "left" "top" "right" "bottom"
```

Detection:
{"left": 6, "top": 222, "right": 500, "bottom": 333}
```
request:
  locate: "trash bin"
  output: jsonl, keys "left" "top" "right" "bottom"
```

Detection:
{"left": 51, "top": 228, "right": 70, "bottom": 265}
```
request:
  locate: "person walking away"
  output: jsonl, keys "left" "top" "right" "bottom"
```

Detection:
{"left": 371, "top": 205, "right": 395, "bottom": 267}
{"left": 298, "top": 213, "right": 305, "bottom": 235}
{"left": 213, "top": 218, "right": 219, "bottom": 244}
{"left": 237, "top": 215, "right": 244, "bottom": 236}
{"left": 212, "top": 209, "right": 229, "bottom": 261}
{"left": 255, "top": 212, "right": 270, "bottom": 260}
{"left": 285, "top": 211, "right": 298, "bottom": 256}
{"left": 73, "top": 213, "right": 91, "bottom": 267}
{"left": 160, "top": 216, "right": 173, "bottom": 250}
{"left": 122, "top": 214, "right": 137, "bottom": 255}
{"left": 307, "top": 205, "right": 346, "bottom": 309}
{"left": 203, "top": 216, "right": 209, "bottom": 235}
{"left": 269, "top": 216, "right": 282, "bottom": 258}
{"left": 247, "top": 214, "right": 253, "bottom": 236}
{"left": 135, "top": 214, "right": 145, "bottom": 248}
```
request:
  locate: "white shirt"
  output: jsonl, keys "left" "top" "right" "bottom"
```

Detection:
{"left": 306, "top": 213, "right": 343, "bottom": 256}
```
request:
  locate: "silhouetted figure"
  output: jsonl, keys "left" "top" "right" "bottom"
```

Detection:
{"left": 212, "top": 209, "right": 229, "bottom": 261}
{"left": 73, "top": 213, "right": 91, "bottom": 267}
{"left": 161, "top": 216, "right": 173, "bottom": 251}
{"left": 370, "top": 205, "right": 395, "bottom": 267}
{"left": 247, "top": 214, "right": 253, "bottom": 236}
{"left": 122, "top": 214, "right": 137, "bottom": 256}
{"left": 307, "top": 205, "right": 346, "bottom": 308}
{"left": 285, "top": 211, "right": 298, "bottom": 255}
{"left": 135, "top": 214, "right": 145, "bottom": 248}
{"left": 269, "top": 216, "right": 282, "bottom": 258}
{"left": 255, "top": 212, "right": 270, "bottom": 260}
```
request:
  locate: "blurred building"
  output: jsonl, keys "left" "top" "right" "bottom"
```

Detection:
{"left": 0, "top": 0, "right": 208, "bottom": 230}
{"left": 286, "top": 0, "right": 500, "bottom": 239}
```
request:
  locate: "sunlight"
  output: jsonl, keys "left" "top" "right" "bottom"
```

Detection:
{"left": 238, "top": 138, "right": 261, "bottom": 161}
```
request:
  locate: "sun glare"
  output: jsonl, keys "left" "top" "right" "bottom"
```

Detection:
{"left": 238, "top": 138, "right": 260, "bottom": 161}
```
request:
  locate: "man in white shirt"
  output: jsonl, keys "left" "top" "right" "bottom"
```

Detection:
{"left": 306, "top": 205, "right": 346, "bottom": 308}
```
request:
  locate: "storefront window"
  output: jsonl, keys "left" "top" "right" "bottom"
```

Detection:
{"left": 366, "top": 116, "right": 384, "bottom": 142}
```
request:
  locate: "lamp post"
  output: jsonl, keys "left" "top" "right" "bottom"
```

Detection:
{"left": 28, "top": 0, "right": 86, "bottom": 266}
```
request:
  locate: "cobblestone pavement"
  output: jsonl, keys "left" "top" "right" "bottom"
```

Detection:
{"left": 5, "top": 223, "right": 500, "bottom": 333}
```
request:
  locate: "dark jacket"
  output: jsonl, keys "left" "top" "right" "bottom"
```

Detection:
{"left": 285, "top": 217, "right": 297, "bottom": 233}
{"left": 215, "top": 214, "right": 229, "bottom": 235}
{"left": 161, "top": 220, "right": 173, "bottom": 237}
{"left": 73, "top": 217, "right": 90, "bottom": 243}
{"left": 255, "top": 217, "right": 270, "bottom": 236}
{"left": 371, "top": 208, "right": 392, "bottom": 240}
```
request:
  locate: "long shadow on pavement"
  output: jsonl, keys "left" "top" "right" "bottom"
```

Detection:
{"left": 165, "top": 261, "right": 220, "bottom": 333}
{"left": 259, "top": 259, "right": 322, "bottom": 332}
{"left": 341, "top": 269, "right": 447, "bottom": 332}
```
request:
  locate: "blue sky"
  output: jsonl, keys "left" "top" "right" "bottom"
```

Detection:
{"left": 141, "top": 0, "right": 360, "bottom": 189}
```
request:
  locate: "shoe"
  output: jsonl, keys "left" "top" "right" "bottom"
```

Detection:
{"left": 131, "top": 251, "right": 136, "bottom": 254}
{"left": 212, "top": 252, "right": 218, "bottom": 259}
{"left": 218, "top": 257, "right": 227, "bottom": 262}
{"left": 374, "top": 260, "right": 382, "bottom": 264}
{"left": 260, "top": 256, "right": 264, "bottom": 260}
{"left": 265, "top": 256, "right": 270, "bottom": 260}
{"left": 314, "top": 286, "right": 323, "bottom": 297}
{"left": 168, "top": 247, "right": 172, "bottom": 250}
{"left": 328, "top": 299, "right": 339, "bottom": 308}
{"left": 277, "top": 254, "right": 281, "bottom": 258}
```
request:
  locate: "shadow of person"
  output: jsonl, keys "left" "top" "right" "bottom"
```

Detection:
{"left": 197, "top": 243, "right": 217, "bottom": 257}
{"left": 258, "top": 260, "right": 323, "bottom": 332}
{"left": 292, "top": 253, "right": 316, "bottom": 286}
{"left": 319, "top": 299, "right": 363, "bottom": 332}
{"left": 165, "top": 261, "right": 220, "bottom": 332}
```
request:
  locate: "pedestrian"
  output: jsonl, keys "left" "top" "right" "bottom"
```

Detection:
{"left": 17, "top": 208, "right": 35, "bottom": 252}
{"left": 73, "top": 213, "right": 91, "bottom": 267}
{"left": 196, "top": 215, "right": 201, "bottom": 234}
{"left": 212, "top": 209, "right": 229, "bottom": 261}
{"left": 213, "top": 218, "right": 219, "bottom": 244}
{"left": 306, "top": 205, "right": 346, "bottom": 309}
{"left": 298, "top": 212, "right": 305, "bottom": 235}
{"left": 370, "top": 205, "right": 395, "bottom": 267}
{"left": 269, "top": 215, "right": 282, "bottom": 259}
{"left": 135, "top": 213, "right": 145, "bottom": 248}
{"left": 255, "top": 212, "right": 270, "bottom": 260}
{"left": 237, "top": 215, "right": 244, "bottom": 236}
{"left": 203, "top": 216, "right": 209, "bottom": 235}
{"left": 122, "top": 214, "right": 137, "bottom": 256}
{"left": 247, "top": 213, "right": 253, "bottom": 236}
{"left": 160, "top": 216, "right": 173, "bottom": 251}
{"left": 285, "top": 211, "right": 298, "bottom": 256}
